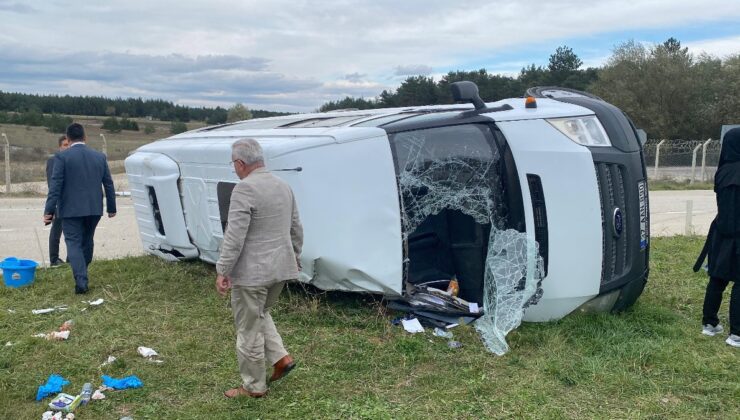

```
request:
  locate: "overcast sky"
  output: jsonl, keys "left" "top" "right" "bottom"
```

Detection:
{"left": 1, "top": 0, "right": 739, "bottom": 112}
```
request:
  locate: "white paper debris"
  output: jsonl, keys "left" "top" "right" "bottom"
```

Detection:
{"left": 401, "top": 318, "right": 425, "bottom": 334}
{"left": 65, "top": 414, "right": 75, "bottom": 420}
{"left": 4, "top": 341, "right": 12, "bottom": 347}
{"left": 85, "top": 298, "right": 104, "bottom": 306}
{"left": 32, "top": 306, "right": 68, "bottom": 315}
{"left": 7, "top": 309, "right": 15, "bottom": 314}
{"left": 469, "top": 302, "right": 479, "bottom": 313}
{"left": 91, "top": 390, "right": 106, "bottom": 400}
{"left": 137, "top": 346, "right": 158, "bottom": 358}
{"left": 100, "top": 355, "right": 117, "bottom": 367}
{"left": 33, "top": 331, "right": 70, "bottom": 340}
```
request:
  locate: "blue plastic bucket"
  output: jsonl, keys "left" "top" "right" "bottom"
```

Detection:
{"left": 1, "top": 257, "right": 39, "bottom": 288}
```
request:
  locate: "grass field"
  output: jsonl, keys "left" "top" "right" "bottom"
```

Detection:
{"left": 0, "top": 118, "right": 205, "bottom": 184}
{"left": 648, "top": 180, "right": 715, "bottom": 191}
{"left": 1, "top": 238, "right": 738, "bottom": 419}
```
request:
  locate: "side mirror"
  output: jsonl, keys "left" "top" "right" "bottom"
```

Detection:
{"left": 450, "top": 81, "right": 486, "bottom": 110}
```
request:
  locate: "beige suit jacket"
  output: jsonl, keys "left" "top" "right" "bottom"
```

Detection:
{"left": 216, "top": 168, "right": 303, "bottom": 286}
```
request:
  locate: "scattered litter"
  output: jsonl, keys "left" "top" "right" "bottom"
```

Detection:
{"left": 101, "top": 375, "right": 143, "bottom": 390}
{"left": 84, "top": 298, "right": 104, "bottom": 306}
{"left": 66, "top": 414, "right": 75, "bottom": 420}
{"left": 48, "top": 392, "right": 81, "bottom": 412}
{"left": 447, "top": 340, "right": 463, "bottom": 349}
{"left": 433, "top": 327, "right": 454, "bottom": 339}
{"left": 42, "top": 411, "right": 61, "bottom": 420}
{"left": 401, "top": 317, "right": 425, "bottom": 334}
{"left": 91, "top": 390, "right": 106, "bottom": 400}
{"left": 32, "top": 306, "right": 68, "bottom": 315}
{"left": 33, "top": 330, "right": 70, "bottom": 341}
{"left": 120, "top": 417, "right": 134, "bottom": 420}
{"left": 59, "top": 320, "right": 74, "bottom": 331}
{"left": 99, "top": 385, "right": 114, "bottom": 392}
{"left": 137, "top": 346, "right": 158, "bottom": 358}
{"left": 5, "top": 341, "right": 12, "bottom": 347}
{"left": 7, "top": 309, "right": 15, "bottom": 314}
{"left": 36, "top": 374, "right": 70, "bottom": 401}
{"left": 99, "top": 355, "right": 117, "bottom": 367}
{"left": 469, "top": 302, "right": 480, "bottom": 314}
{"left": 446, "top": 323, "right": 459, "bottom": 329}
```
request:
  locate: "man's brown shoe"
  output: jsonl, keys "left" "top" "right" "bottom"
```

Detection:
{"left": 224, "top": 386, "right": 266, "bottom": 398}
{"left": 270, "top": 355, "right": 296, "bottom": 382}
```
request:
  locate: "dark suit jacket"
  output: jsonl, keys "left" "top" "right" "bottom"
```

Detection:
{"left": 44, "top": 143, "right": 116, "bottom": 218}
{"left": 46, "top": 154, "right": 55, "bottom": 188}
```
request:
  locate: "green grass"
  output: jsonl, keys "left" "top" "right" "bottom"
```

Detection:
{"left": 1, "top": 236, "right": 738, "bottom": 418}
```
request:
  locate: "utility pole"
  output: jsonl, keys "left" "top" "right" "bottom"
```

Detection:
{"left": 2, "top": 133, "right": 9, "bottom": 194}
{"left": 100, "top": 133, "right": 107, "bottom": 157}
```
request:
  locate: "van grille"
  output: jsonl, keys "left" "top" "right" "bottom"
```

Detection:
{"left": 594, "top": 163, "right": 630, "bottom": 286}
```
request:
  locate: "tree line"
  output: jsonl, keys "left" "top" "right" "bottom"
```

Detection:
{"left": 320, "top": 39, "right": 739, "bottom": 140}
{"left": 0, "top": 92, "right": 289, "bottom": 126}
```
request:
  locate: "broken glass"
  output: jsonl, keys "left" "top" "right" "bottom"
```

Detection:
{"left": 393, "top": 127, "right": 544, "bottom": 355}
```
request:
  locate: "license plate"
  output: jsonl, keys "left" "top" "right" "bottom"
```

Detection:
{"left": 638, "top": 180, "right": 648, "bottom": 249}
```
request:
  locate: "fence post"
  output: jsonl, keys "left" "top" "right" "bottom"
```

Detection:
{"left": 1, "top": 133, "right": 9, "bottom": 194}
{"left": 653, "top": 139, "right": 666, "bottom": 179}
{"left": 700, "top": 138, "right": 712, "bottom": 182}
{"left": 690, "top": 142, "right": 702, "bottom": 184}
{"left": 99, "top": 133, "right": 107, "bottom": 157}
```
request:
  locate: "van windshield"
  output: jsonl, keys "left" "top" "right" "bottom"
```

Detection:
{"left": 388, "top": 123, "right": 543, "bottom": 355}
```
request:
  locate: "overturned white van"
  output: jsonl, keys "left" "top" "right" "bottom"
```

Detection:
{"left": 125, "top": 83, "right": 650, "bottom": 354}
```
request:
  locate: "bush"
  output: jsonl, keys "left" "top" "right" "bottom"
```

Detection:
{"left": 102, "top": 116, "right": 121, "bottom": 133}
{"left": 120, "top": 118, "right": 139, "bottom": 131}
{"left": 170, "top": 121, "right": 188, "bottom": 134}
{"left": 45, "top": 114, "right": 73, "bottom": 133}
{"left": 144, "top": 124, "right": 156, "bottom": 134}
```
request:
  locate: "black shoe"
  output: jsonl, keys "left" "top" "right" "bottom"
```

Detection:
{"left": 50, "top": 259, "right": 66, "bottom": 268}
{"left": 75, "top": 286, "right": 89, "bottom": 295}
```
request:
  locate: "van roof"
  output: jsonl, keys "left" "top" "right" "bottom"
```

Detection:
{"left": 133, "top": 97, "right": 593, "bottom": 157}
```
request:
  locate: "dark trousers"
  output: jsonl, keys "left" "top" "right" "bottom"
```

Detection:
{"left": 49, "top": 215, "right": 64, "bottom": 263}
{"left": 702, "top": 277, "right": 739, "bottom": 335}
{"left": 62, "top": 216, "right": 101, "bottom": 290}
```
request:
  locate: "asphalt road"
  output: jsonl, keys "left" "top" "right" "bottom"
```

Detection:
{"left": 0, "top": 190, "right": 717, "bottom": 266}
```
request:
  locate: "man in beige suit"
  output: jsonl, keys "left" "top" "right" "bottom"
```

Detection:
{"left": 216, "top": 138, "right": 303, "bottom": 398}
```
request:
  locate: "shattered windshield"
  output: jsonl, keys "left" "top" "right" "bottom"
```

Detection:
{"left": 389, "top": 124, "right": 544, "bottom": 355}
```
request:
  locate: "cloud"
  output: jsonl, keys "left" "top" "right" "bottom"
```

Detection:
{"left": 0, "top": 1, "right": 36, "bottom": 13}
{"left": 394, "top": 65, "right": 434, "bottom": 76}
{"left": 685, "top": 35, "right": 740, "bottom": 58}
{"left": 1, "top": 1, "right": 739, "bottom": 111}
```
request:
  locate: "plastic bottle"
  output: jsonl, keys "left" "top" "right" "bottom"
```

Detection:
{"left": 80, "top": 383, "right": 93, "bottom": 405}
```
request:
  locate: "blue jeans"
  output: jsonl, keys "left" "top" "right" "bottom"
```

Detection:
{"left": 62, "top": 216, "right": 101, "bottom": 290}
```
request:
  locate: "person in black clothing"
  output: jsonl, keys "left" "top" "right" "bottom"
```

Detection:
{"left": 695, "top": 127, "right": 740, "bottom": 348}
{"left": 46, "top": 135, "right": 70, "bottom": 267}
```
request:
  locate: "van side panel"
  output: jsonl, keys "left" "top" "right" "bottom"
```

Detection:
{"left": 497, "top": 119, "right": 603, "bottom": 321}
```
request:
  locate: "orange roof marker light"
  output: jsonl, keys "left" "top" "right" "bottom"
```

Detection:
{"left": 525, "top": 96, "right": 537, "bottom": 109}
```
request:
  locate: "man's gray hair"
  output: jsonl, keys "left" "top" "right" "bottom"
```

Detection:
{"left": 232, "top": 138, "right": 264, "bottom": 165}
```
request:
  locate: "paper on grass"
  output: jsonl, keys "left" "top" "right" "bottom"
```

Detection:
{"left": 401, "top": 318, "right": 425, "bottom": 334}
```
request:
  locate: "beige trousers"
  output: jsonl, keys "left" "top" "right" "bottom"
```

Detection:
{"left": 231, "top": 282, "right": 289, "bottom": 393}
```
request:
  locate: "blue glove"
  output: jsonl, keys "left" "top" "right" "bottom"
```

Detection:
{"left": 36, "top": 374, "right": 70, "bottom": 401}
{"left": 101, "top": 375, "right": 144, "bottom": 390}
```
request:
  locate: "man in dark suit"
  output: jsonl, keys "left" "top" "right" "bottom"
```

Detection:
{"left": 43, "top": 123, "right": 117, "bottom": 294}
{"left": 46, "top": 135, "right": 70, "bottom": 267}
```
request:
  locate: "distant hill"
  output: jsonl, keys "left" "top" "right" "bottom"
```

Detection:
{"left": 0, "top": 91, "right": 291, "bottom": 125}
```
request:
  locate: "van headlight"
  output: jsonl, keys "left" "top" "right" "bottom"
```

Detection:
{"left": 546, "top": 116, "right": 611, "bottom": 147}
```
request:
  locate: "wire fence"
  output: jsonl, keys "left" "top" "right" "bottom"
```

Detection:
{"left": 643, "top": 139, "right": 721, "bottom": 182}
